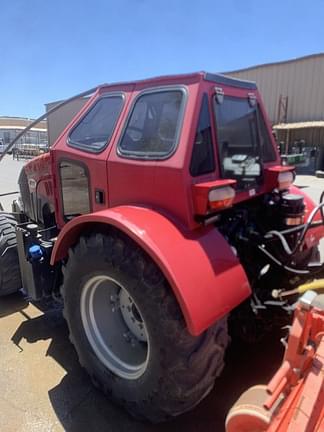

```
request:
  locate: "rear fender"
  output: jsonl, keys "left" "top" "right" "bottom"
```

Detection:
{"left": 51, "top": 206, "right": 251, "bottom": 335}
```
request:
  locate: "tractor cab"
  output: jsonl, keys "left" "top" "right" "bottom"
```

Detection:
{"left": 20, "top": 72, "right": 290, "bottom": 231}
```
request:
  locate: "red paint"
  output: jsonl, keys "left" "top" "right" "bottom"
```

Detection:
{"left": 23, "top": 152, "right": 55, "bottom": 217}
{"left": 51, "top": 206, "right": 251, "bottom": 335}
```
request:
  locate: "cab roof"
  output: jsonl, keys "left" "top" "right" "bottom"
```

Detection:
{"left": 99, "top": 71, "right": 257, "bottom": 92}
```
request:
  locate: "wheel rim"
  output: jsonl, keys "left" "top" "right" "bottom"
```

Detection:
{"left": 80, "top": 275, "right": 149, "bottom": 380}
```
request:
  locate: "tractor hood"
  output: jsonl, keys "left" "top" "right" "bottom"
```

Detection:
{"left": 19, "top": 153, "right": 55, "bottom": 227}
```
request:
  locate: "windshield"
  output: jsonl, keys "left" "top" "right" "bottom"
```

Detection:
{"left": 214, "top": 96, "right": 276, "bottom": 190}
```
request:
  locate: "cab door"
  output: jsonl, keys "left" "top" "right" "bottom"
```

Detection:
{"left": 51, "top": 85, "right": 134, "bottom": 228}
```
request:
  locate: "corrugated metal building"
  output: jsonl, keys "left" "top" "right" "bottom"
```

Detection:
{"left": 46, "top": 98, "right": 89, "bottom": 146}
{"left": 224, "top": 53, "right": 324, "bottom": 159}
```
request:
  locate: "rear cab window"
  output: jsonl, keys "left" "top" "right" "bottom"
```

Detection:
{"left": 214, "top": 95, "right": 276, "bottom": 190}
{"left": 118, "top": 88, "right": 186, "bottom": 159}
{"left": 68, "top": 93, "right": 124, "bottom": 153}
{"left": 190, "top": 93, "right": 215, "bottom": 176}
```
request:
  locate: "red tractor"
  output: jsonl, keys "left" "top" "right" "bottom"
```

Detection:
{"left": 0, "top": 72, "right": 324, "bottom": 422}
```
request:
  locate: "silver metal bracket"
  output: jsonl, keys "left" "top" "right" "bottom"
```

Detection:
{"left": 215, "top": 87, "right": 224, "bottom": 104}
{"left": 248, "top": 92, "right": 257, "bottom": 107}
{"left": 299, "top": 290, "right": 318, "bottom": 310}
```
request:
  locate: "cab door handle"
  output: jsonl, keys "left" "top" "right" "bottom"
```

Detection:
{"left": 95, "top": 189, "right": 105, "bottom": 204}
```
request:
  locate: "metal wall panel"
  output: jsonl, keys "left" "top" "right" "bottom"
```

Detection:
{"left": 46, "top": 98, "right": 89, "bottom": 146}
{"left": 224, "top": 54, "right": 324, "bottom": 124}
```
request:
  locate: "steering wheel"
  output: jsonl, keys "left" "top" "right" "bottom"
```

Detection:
{"left": 126, "top": 126, "right": 143, "bottom": 142}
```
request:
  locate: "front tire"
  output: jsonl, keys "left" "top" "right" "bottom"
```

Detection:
{"left": 0, "top": 213, "right": 22, "bottom": 296}
{"left": 62, "top": 230, "right": 228, "bottom": 422}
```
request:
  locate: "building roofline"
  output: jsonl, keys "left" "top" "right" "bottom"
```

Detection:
{"left": 0, "top": 116, "right": 46, "bottom": 122}
{"left": 273, "top": 120, "right": 324, "bottom": 130}
{"left": 0, "top": 126, "right": 47, "bottom": 131}
{"left": 223, "top": 52, "right": 324, "bottom": 74}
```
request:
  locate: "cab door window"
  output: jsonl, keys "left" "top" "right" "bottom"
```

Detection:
{"left": 118, "top": 89, "right": 186, "bottom": 159}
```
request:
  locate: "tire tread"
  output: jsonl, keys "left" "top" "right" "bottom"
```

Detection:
{"left": 0, "top": 213, "right": 21, "bottom": 296}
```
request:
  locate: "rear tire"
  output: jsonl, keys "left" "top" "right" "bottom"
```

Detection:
{"left": 62, "top": 230, "right": 229, "bottom": 422}
{"left": 0, "top": 213, "right": 22, "bottom": 296}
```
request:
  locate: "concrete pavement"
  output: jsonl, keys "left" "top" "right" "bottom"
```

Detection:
{"left": 0, "top": 155, "right": 25, "bottom": 211}
{"left": 295, "top": 174, "right": 324, "bottom": 203}
{"left": 0, "top": 293, "right": 284, "bottom": 432}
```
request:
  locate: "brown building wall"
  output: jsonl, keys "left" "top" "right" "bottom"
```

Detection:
{"left": 46, "top": 98, "right": 89, "bottom": 146}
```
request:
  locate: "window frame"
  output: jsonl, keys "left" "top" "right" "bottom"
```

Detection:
{"left": 117, "top": 85, "right": 188, "bottom": 160}
{"left": 213, "top": 94, "right": 265, "bottom": 180}
{"left": 67, "top": 92, "right": 125, "bottom": 154}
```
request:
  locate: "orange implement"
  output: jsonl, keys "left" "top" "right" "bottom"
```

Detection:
{"left": 226, "top": 291, "right": 324, "bottom": 432}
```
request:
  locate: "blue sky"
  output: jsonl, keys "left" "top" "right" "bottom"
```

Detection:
{"left": 1, "top": 0, "right": 324, "bottom": 118}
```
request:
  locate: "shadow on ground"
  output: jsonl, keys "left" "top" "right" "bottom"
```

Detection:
{"left": 9, "top": 296, "right": 284, "bottom": 432}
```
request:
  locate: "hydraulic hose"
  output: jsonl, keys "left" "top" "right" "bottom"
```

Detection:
{"left": 291, "top": 202, "right": 324, "bottom": 255}
{"left": 0, "top": 84, "right": 105, "bottom": 163}
{"left": 297, "top": 279, "right": 324, "bottom": 293}
{"left": 258, "top": 245, "right": 310, "bottom": 275}
{"left": 320, "top": 190, "right": 324, "bottom": 224}
{"left": 264, "top": 201, "right": 324, "bottom": 258}
{"left": 264, "top": 230, "right": 293, "bottom": 255}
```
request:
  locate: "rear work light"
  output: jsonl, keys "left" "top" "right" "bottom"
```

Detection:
{"left": 192, "top": 179, "right": 236, "bottom": 217}
{"left": 278, "top": 171, "right": 294, "bottom": 190}
{"left": 264, "top": 166, "right": 295, "bottom": 191}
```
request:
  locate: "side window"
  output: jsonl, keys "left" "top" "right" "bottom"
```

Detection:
{"left": 68, "top": 95, "right": 124, "bottom": 152}
{"left": 60, "top": 161, "right": 90, "bottom": 219}
{"left": 190, "top": 94, "right": 215, "bottom": 176}
{"left": 258, "top": 109, "right": 277, "bottom": 162}
{"left": 118, "top": 90, "right": 185, "bottom": 158}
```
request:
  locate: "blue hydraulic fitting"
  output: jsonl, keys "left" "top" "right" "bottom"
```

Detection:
{"left": 29, "top": 244, "right": 43, "bottom": 262}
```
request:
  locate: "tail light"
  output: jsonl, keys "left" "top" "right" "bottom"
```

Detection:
{"left": 209, "top": 187, "right": 235, "bottom": 210}
{"left": 192, "top": 179, "right": 236, "bottom": 216}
